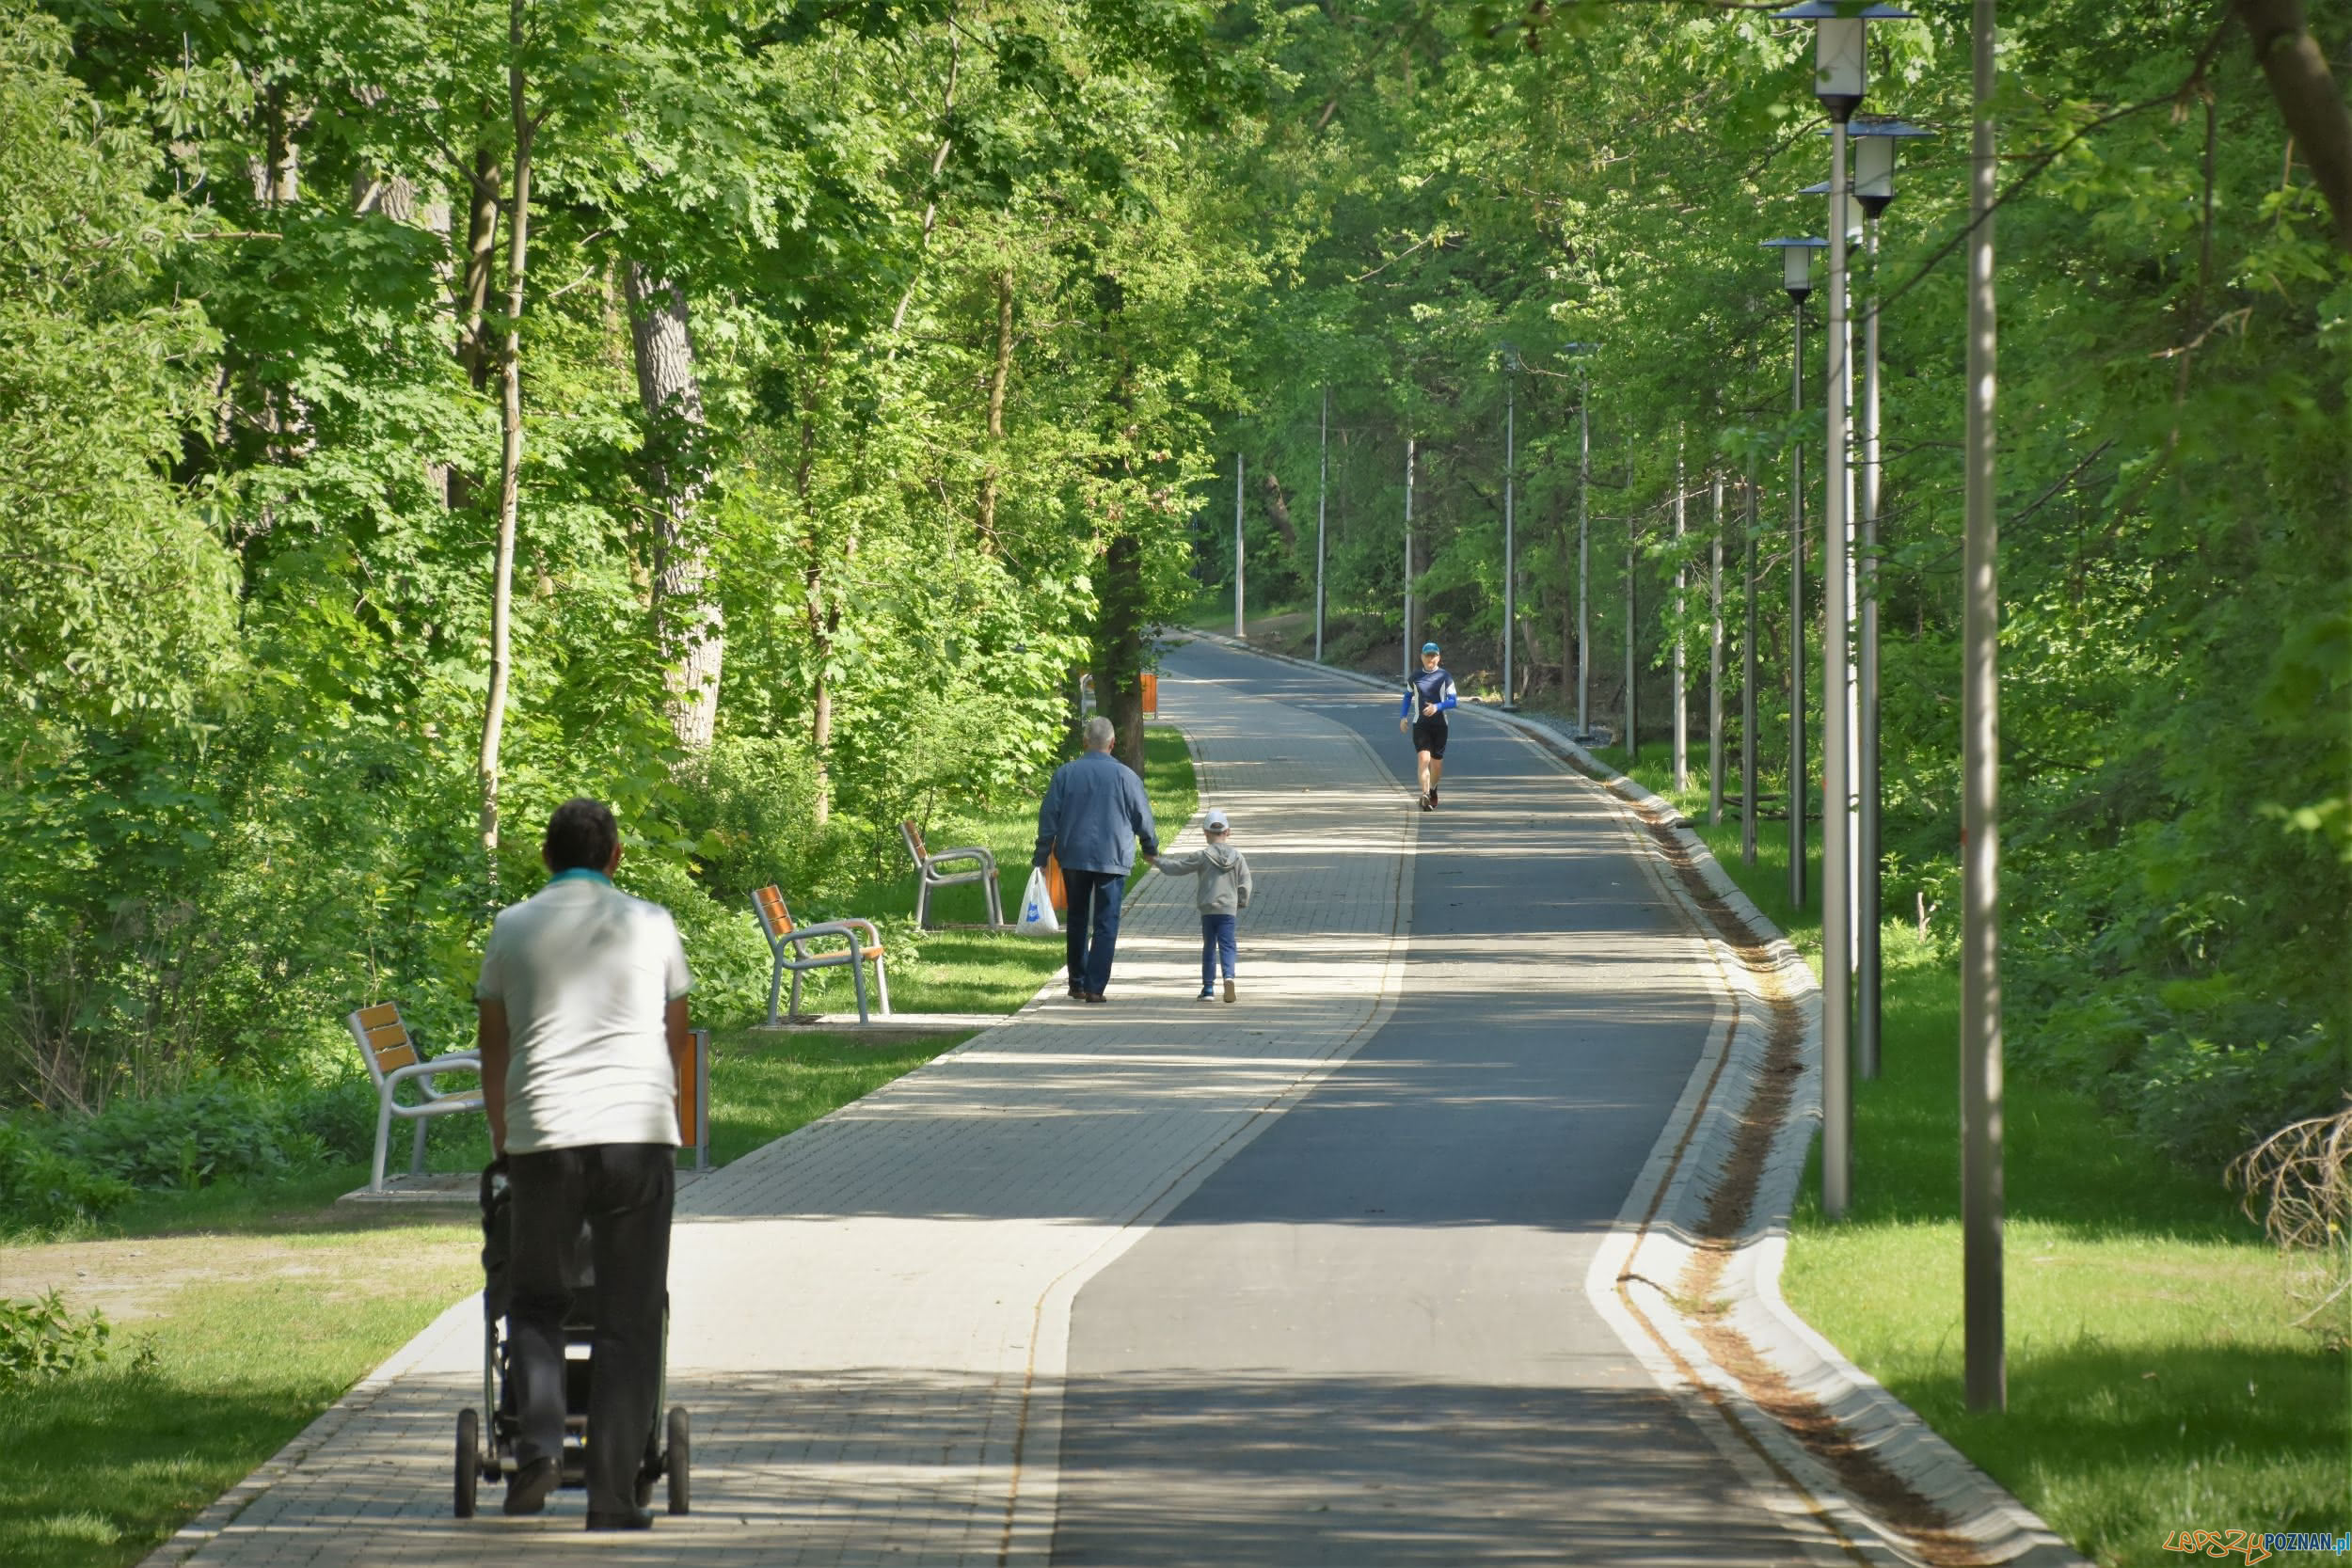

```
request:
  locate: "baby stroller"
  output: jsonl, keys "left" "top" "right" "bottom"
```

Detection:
{"left": 454, "top": 1158, "right": 691, "bottom": 1518}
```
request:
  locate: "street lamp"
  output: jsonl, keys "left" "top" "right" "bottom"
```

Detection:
{"left": 1316, "top": 384, "right": 1329, "bottom": 662}
{"left": 1760, "top": 234, "right": 1822, "bottom": 912}
{"left": 1776, "top": 0, "right": 1913, "bottom": 1225}
{"left": 1502, "top": 343, "right": 1520, "bottom": 708}
{"left": 1564, "top": 343, "right": 1599, "bottom": 738}
{"left": 1403, "top": 435, "right": 1416, "bottom": 679}
{"left": 1850, "top": 115, "right": 1931, "bottom": 1085}
{"left": 1233, "top": 451, "right": 1246, "bottom": 639}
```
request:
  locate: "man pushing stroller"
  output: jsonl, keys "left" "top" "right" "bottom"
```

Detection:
{"left": 475, "top": 798, "right": 691, "bottom": 1529}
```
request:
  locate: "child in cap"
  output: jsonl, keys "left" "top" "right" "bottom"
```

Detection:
{"left": 1152, "top": 809, "right": 1252, "bottom": 1002}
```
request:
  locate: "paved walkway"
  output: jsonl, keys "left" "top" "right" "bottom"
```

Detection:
{"left": 158, "top": 647, "right": 1423, "bottom": 1567}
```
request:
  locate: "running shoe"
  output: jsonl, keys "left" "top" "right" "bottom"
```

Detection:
{"left": 1429, "top": 788, "right": 1438, "bottom": 809}
{"left": 1222, "top": 978, "right": 1236, "bottom": 1003}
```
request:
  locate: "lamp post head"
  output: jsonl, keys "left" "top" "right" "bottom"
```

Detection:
{"left": 1772, "top": 1, "right": 1915, "bottom": 123}
{"left": 1848, "top": 116, "right": 1932, "bottom": 218}
{"left": 1761, "top": 237, "right": 1828, "bottom": 303}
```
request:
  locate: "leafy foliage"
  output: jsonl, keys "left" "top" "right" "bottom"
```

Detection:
{"left": 0, "top": 1291, "right": 112, "bottom": 1390}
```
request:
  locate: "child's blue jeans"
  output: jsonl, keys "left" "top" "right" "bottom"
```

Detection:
{"left": 1200, "top": 913, "right": 1237, "bottom": 990}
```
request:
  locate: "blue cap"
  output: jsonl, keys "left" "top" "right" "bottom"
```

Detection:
{"left": 1421, "top": 642, "right": 1440, "bottom": 655}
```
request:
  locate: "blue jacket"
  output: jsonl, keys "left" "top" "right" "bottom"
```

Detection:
{"left": 1033, "top": 750, "right": 1159, "bottom": 876}
{"left": 1402, "top": 666, "right": 1458, "bottom": 720}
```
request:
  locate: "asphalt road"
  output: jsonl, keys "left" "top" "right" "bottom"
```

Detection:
{"left": 1048, "top": 638, "right": 1815, "bottom": 1566}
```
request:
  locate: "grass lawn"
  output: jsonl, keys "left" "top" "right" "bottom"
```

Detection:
{"left": 1582, "top": 736, "right": 2350, "bottom": 1567}
{"left": 0, "top": 723, "right": 1201, "bottom": 1568}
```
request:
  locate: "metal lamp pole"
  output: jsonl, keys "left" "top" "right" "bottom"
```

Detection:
{"left": 1741, "top": 473, "right": 1760, "bottom": 865}
{"left": 1963, "top": 0, "right": 2005, "bottom": 1415}
{"left": 1233, "top": 451, "right": 1247, "bottom": 639}
{"left": 1625, "top": 512, "right": 1639, "bottom": 762}
{"left": 1566, "top": 344, "right": 1598, "bottom": 737}
{"left": 1709, "top": 470, "right": 1725, "bottom": 825}
{"left": 1674, "top": 441, "right": 1690, "bottom": 791}
{"left": 1403, "top": 436, "right": 1416, "bottom": 677}
{"left": 1761, "top": 236, "right": 1823, "bottom": 910}
{"left": 1851, "top": 115, "right": 1931, "bottom": 1080}
{"left": 1503, "top": 347, "right": 1518, "bottom": 706}
{"left": 1316, "top": 385, "right": 1329, "bottom": 663}
{"left": 1779, "top": 0, "right": 1911, "bottom": 1223}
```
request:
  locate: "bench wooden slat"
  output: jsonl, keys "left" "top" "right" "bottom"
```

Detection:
{"left": 356, "top": 1002, "right": 402, "bottom": 1030}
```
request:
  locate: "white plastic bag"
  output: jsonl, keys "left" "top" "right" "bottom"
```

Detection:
{"left": 1017, "top": 867, "right": 1061, "bottom": 933}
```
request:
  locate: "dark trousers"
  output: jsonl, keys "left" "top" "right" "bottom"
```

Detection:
{"left": 1062, "top": 869, "right": 1126, "bottom": 995}
{"left": 506, "top": 1143, "right": 674, "bottom": 1515}
{"left": 1200, "top": 913, "right": 1237, "bottom": 990}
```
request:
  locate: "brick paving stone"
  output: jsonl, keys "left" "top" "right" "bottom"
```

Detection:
{"left": 152, "top": 657, "right": 1415, "bottom": 1568}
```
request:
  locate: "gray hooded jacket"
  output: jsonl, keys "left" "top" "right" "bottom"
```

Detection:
{"left": 1154, "top": 841, "right": 1252, "bottom": 915}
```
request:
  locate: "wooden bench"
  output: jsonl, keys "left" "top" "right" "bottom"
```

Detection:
{"left": 750, "top": 886, "right": 891, "bottom": 1024}
{"left": 346, "top": 1003, "right": 485, "bottom": 1193}
{"left": 899, "top": 820, "right": 1005, "bottom": 928}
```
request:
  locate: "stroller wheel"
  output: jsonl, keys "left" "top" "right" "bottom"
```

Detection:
{"left": 665, "top": 1407, "right": 691, "bottom": 1515}
{"left": 454, "top": 1409, "right": 481, "bottom": 1518}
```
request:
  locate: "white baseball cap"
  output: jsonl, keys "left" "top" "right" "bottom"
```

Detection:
{"left": 1203, "top": 809, "right": 1230, "bottom": 832}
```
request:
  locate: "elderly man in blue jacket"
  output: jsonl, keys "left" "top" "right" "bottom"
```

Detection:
{"left": 1034, "top": 715, "right": 1159, "bottom": 1004}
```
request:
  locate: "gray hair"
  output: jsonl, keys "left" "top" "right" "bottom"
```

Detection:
{"left": 1082, "top": 715, "right": 1116, "bottom": 751}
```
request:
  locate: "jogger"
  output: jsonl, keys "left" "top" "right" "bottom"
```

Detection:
{"left": 1400, "top": 641, "right": 1457, "bottom": 810}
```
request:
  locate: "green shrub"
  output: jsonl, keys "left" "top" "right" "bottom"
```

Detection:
{"left": 0, "top": 1119, "right": 135, "bottom": 1227}
{"left": 57, "top": 1081, "right": 326, "bottom": 1191}
{"left": 0, "top": 1291, "right": 112, "bottom": 1389}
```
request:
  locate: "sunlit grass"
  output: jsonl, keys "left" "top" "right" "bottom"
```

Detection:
{"left": 1588, "top": 735, "right": 2348, "bottom": 1564}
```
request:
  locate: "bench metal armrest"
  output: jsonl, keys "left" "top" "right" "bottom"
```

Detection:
{"left": 923, "top": 846, "right": 996, "bottom": 875}
{"left": 833, "top": 916, "right": 882, "bottom": 944}
{"left": 783, "top": 920, "right": 865, "bottom": 958}
{"left": 383, "top": 1055, "right": 485, "bottom": 1109}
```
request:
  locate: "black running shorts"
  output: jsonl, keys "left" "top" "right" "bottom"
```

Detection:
{"left": 1411, "top": 716, "right": 1449, "bottom": 758}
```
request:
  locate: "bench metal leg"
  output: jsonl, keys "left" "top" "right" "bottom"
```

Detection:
{"left": 767, "top": 960, "right": 785, "bottom": 1027}
{"left": 789, "top": 968, "right": 805, "bottom": 1023}
{"left": 873, "top": 957, "right": 891, "bottom": 1017}
{"left": 984, "top": 871, "right": 1004, "bottom": 927}
{"left": 411, "top": 1116, "right": 430, "bottom": 1178}
{"left": 371, "top": 1097, "right": 395, "bottom": 1193}
{"left": 850, "top": 956, "right": 869, "bottom": 1023}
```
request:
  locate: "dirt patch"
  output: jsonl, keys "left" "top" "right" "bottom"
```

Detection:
{"left": 1515, "top": 721, "right": 1989, "bottom": 1568}
{"left": 4, "top": 1222, "right": 477, "bottom": 1323}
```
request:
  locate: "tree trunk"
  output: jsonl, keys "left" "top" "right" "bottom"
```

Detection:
{"left": 2235, "top": 0, "right": 2352, "bottom": 255}
{"left": 1260, "top": 471, "right": 1299, "bottom": 552}
{"left": 794, "top": 379, "right": 835, "bottom": 824}
{"left": 624, "top": 262, "right": 723, "bottom": 752}
{"left": 458, "top": 148, "right": 501, "bottom": 394}
{"left": 479, "top": 16, "right": 535, "bottom": 862}
{"left": 1092, "top": 532, "right": 1149, "bottom": 775}
{"left": 976, "top": 266, "right": 1014, "bottom": 545}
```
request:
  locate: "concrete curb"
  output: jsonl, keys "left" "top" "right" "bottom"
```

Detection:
{"left": 1483, "top": 704, "right": 2088, "bottom": 1568}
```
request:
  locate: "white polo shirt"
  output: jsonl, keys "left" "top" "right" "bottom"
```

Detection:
{"left": 474, "top": 869, "right": 692, "bottom": 1153}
